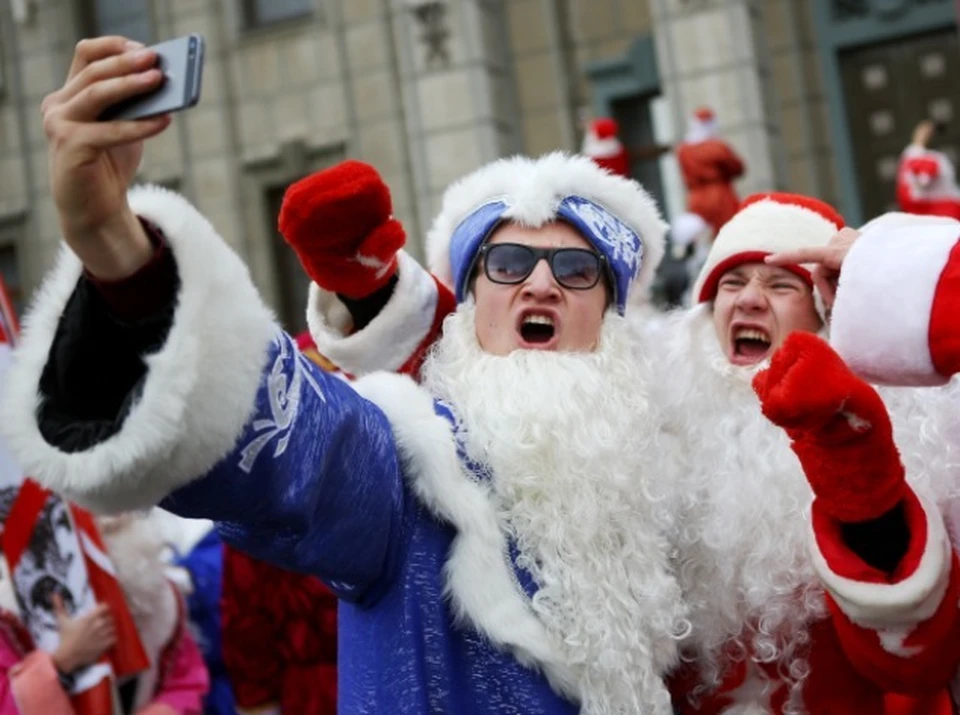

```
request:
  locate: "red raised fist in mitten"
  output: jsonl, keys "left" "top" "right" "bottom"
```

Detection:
{"left": 752, "top": 332, "right": 906, "bottom": 522}
{"left": 279, "top": 161, "right": 406, "bottom": 298}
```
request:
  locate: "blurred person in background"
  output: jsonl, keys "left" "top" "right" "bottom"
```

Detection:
{"left": 676, "top": 107, "right": 745, "bottom": 237}
{"left": 896, "top": 119, "right": 960, "bottom": 220}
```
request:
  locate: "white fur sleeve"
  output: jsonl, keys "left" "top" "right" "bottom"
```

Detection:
{"left": 306, "top": 250, "right": 439, "bottom": 375}
{"left": 0, "top": 185, "right": 275, "bottom": 512}
{"left": 831, "top": 219, "right": 960, "bottom": 386}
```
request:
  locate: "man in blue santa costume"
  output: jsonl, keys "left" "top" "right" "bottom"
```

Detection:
{"left": 1, "top": 35, "right": 696, "bottom": 715}
{"left": 290, "top": 170, "right": 960, "bottom": 713}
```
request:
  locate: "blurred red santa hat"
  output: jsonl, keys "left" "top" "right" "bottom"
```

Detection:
{"left": 590, "top": 117, "right": 621, "bottom": 140}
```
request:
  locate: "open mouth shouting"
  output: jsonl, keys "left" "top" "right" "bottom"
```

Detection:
{"left": 730, "top": 325, "right": 772, "bottom": 365}
{"left": 517, "top": 309, "right": 561, "bottom": 350}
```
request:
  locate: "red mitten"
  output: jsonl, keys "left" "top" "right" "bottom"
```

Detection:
{"left": 752, "top": 332, "right": 906, "bottom": 522}
{"left": 279, "top": 160, "right": 406, "bottom": 298}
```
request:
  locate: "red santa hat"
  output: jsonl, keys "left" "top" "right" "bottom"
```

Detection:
{"left": 692, "top": 192, "right": 845, "bottom": 304}
{"left": 581, "top": 118, "right": 630, "bottom": 177}
{"left": 694, "top": 107, "right": 715, "bottom": 123}
{"left": 590, "top": 117, "right": 621, "bottom": 140}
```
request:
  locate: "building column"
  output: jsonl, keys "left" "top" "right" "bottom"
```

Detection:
{"left": 650, "top": 0, "right": 785, "bottom": 200}
{"left": 389, "top": 0, "right": 522, "bottom": 249}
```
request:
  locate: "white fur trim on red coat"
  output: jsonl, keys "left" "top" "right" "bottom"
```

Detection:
{"left": 0, "top": 185, "right": 276, "bottom": 513}
{"left": 352, "top": 371, "right": 580, "bottom": 702}
{"left": 809, "top": 490, "right": 951, "bottom": 631}
{"left": 425, "top": 152, "right": 666, "bottom": 306}
{"left": 830, "top": 216, "right": 960, "bottom": 386}
{"left": 306, "top": 251, "right": 438, "bottom": 375}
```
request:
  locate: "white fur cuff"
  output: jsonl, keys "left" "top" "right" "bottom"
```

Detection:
{"left": 810, "top": 494, "right": 951, "bottom": 629}
{"left": 831, "top": 221, "right": 960, "bottom": 386}
{"left": 0, "top": 185, "right": 275, "bottom": 513}
{"left": 306, "top": 251, "right": 439, "bottom": 375}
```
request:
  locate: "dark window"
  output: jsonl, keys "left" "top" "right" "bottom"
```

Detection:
{"left": 79, "top": 0, "right": 152, "bottom": 44}
{"left": 265, "top": 185, "right": 311, "bottom": 334}
{"left": 832, "top": 0, "right": 949, "bottom": 22}
{"left": 242, "top": 0, "right": 312, "bottom": 29}
{"left": 831, "top": 0, "right": 868, "bottom": 21}
{"left": 610, "top": 93, "right": 666, "bottom": 211}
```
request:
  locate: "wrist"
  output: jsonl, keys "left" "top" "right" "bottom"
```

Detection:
{"left": 62, "top": 208, "right": 154, "bottom": 281}
{"left": 51, "top": 648, "right": 77, "bottom": 675}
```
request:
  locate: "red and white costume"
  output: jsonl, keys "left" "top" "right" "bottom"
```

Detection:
{"left": 896, "top": 145, "right": 960, "bottom": 221}
{"left": 646, "top": 199, "right": 960, "bottom": 714}
{"left": 829, "top": 213, "right": 960, "bottom": 387}
{"left": 581, "top": 118, "right": 631, "bottom": 178}
{"left": 676, "top": 108, "right": 745, "bottom": 236}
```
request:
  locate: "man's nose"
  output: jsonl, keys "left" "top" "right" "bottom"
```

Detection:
{"left": 734, "top": 280, "right": 768, "bottom": 311}
{"left": 521, "top": 259, "right": 561, "bottom": 300}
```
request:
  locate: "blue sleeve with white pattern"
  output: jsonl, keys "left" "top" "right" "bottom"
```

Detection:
{"left": 161, "top": 330, "right": 406, "bottom": 604}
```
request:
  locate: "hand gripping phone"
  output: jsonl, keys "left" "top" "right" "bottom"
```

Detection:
{"left": 100, "top": 34, "right": 205, "bottom": 121}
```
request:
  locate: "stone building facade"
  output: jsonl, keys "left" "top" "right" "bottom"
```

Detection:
{"left": 0, "top": 0, "right": 956, "bottom": 331}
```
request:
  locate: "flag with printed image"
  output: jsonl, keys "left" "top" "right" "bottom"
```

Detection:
{"left": 0, "top": 276, "right": 149, "bottom": 714}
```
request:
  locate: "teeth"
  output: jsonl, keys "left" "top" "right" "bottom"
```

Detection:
{"left": 735, "top": 328, "right": 770, "bottom": 343}
{"left": 523, "top": 315, "right": 555, "bottom": 327}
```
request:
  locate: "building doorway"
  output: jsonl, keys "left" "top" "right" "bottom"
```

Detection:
{"left": 840, "top": 29, "right": 960, "bottom": 219}
{"left": 610, "top": 93, "right": 667, "bottom": 212}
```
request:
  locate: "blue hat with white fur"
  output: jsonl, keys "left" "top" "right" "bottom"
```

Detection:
{"left": 427, "top": 153, "right": 667, "bottom": 315}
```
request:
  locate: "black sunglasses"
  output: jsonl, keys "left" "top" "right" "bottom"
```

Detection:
{"left": 478, "top": 242, "right": 607, "bottom": 291}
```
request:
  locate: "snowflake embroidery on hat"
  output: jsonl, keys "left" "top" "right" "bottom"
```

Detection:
{"left": 561, "top": 196, "right": 644, "bottom": 280}
{"left": 238, "top": 331, "right": 326, "bottom": 474}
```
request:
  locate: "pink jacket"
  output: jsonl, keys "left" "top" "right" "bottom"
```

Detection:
{"left": 0, "top": 609, "right": 208, "bottom": 715}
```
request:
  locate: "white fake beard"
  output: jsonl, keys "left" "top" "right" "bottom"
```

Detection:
{"left": 421, "top": 302, "right": 689, "bottom": 715}
{"left": 98, "top": 514, "right": 178, "bottom": 665}
{"left": 649, "top": 308, "right": 825, "bottom": 710}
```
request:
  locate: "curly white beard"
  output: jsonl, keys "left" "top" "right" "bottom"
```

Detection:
{"left": 421, "top": 302, "right": 689, "bottom": 715}
{"left": 98, "top": 514, "right": 179, "bottom": 669}
{"left": 647, "top": 307, "right": 824, "bottom": 711}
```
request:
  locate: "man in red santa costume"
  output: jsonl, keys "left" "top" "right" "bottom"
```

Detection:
{"left": 580, "top": 117, "right": 671, "bottom": 180}
{"left": 652, "top": 197, "right": 960, "bottom": 714}
{"left": 580, "top": 117, "right": 631, "bottom": 177}
{"left": 677, "top": 107, "right": 745, "bottom": 236}
{"left": 895, "top": 120, "right": 960, "bottom": 221}
{"left": 293, "top": 176, "right": 960, "bottom": 713}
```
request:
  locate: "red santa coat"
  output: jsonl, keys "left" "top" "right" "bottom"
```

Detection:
{"left": 581, "top": 118, "right": 631, "bottom": 178}
{"left": 677, "top": 138, "right": 745, "bottom": 236}
{"left": 668, "top": 487, "right": 960, "bottom": 714}
{"left": 896, "top": 145, "right": 960, "bottom": 221}
{"left": 303, "top": 253, "right": 960, "bottom": 714}
{"left": 221, "top": 546, "right": 337, "bottom": 715}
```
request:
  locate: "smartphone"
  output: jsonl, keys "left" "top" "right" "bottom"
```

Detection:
{"left": 99, "top": 34, "right": 205, "bottom": 121}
